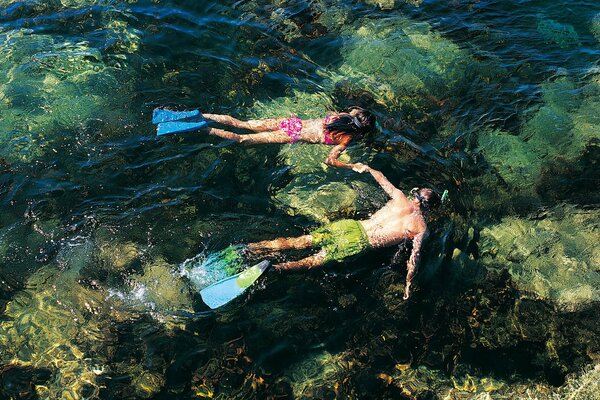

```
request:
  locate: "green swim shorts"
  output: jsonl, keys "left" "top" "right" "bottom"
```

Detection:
{"left": 310, "top": 219, "right": 371, "bottom": 263}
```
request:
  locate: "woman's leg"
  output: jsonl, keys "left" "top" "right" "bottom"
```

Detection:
{"left": 274, "top": 249, "right": 327, "bottom": 270}
{"left": 207, "top": 127, "right": 291, "bottom": 144}
{"left": 204, "top": 114, "right": 282, "bottom": 132}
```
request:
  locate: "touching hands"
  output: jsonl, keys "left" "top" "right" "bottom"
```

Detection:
{"left": 351, "top": 163, "right": 370, "bottom": 173}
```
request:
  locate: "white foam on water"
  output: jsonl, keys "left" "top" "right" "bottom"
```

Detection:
{"left": 179, "top": 251, "right": 230, "bottom": 291}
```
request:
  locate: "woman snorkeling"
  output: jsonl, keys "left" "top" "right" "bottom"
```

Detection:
{"left": 201, "top": 107, "right": 377, "bottom": 171}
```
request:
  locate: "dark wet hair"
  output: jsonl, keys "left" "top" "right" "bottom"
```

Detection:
{"left": 410, "top": 188, "right": 442, "bottom": 214}
{"left": 325, "top": 106, "right": 376, "bottom": 140}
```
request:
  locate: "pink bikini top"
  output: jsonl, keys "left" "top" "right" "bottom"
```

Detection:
{"left": 323, "top": 115, "right": 335, "bottom": 145}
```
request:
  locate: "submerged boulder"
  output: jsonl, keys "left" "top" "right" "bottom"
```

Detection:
{"left": 0, "top": 29, "right": 137, "bottom": 163}
{"left": 592, "top": 13, "right": 600, "bottom": 42}
{"left": 537, "top": 17, "right": 581, "bottom": 48}
{"left": 477, "top": 76, "right": 600, "bottom": 206}
{"left": 250, "top": 91, "right": 386, "bottom": 223}
{"left": 328, "top": 16, "right": 473, "bottom": 111}
{"left": 127, "top": 257, "right": 195, "bottom": 313}
{"left": 478, "top": 206, "right": 600, "bottom": 310}
{"left": 0, "top": 242, "right": 112, "bottom": 400}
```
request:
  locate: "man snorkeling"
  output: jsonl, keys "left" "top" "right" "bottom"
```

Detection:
{"left": 244, "top": 165, "right": 444, "bottom": 299}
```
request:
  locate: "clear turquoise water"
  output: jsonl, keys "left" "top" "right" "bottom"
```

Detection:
{"left": 0, "top": 0, "right": 599, "bottom": 399}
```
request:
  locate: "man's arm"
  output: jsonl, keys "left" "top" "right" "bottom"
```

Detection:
{"left": 404, "top": 230, "right": 428, "bottom": 300}
{"left": 365, "top": 167, "right": 406, "bottom": 200}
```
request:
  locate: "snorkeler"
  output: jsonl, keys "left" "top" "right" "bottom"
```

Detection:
{"left": 244, "top": 165, "right": 442, "bottom": 299}
{"left": 201, "top": 107, "right": 377, "bottom": 170}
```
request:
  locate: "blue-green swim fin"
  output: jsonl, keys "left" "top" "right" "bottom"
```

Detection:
{"left": 156, "top": 121, "right": 208, "bottom": 136}
{"left": 152, "top": 108, "right": 202, "bottom": 124}
{"left": 200, "top": 260, "right": 270, "bottom": 309}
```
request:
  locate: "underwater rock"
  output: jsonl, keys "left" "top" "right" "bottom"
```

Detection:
{"left": 132, "top": 370, "right": 165, "bottom": 399}
{"left": 0, "top": 242, "right": 114, "bottom": 399}
{"left": 385, "top": 362, "right": 600, "bottom": 399}
{"left": 478, "top": 129, "right": 541, "bottom": 190}
{"left": 98, "top": 240, "right": 141, "bottom": 272}
{"left": 250, "top": 91, "right": 386, "bottom": 223}
{"left": 285, "top": 350, "right": 352, "bottom": 399}
{"left": 592, "top": 13, "right": 600, "bottom": 42}
{"left": 363, "top": 0, "right": 396, "bottom": 10}
{"left": 478, "top": 205, "right": 600, "bottom": 310}
{"left": 477, "top": 76, "right": 600, "bottom": 206}
{"left": 128, "top": 257, "right": 195, "bottom": 313}
{"left": 328, "top": 17, "right": 473, "bottom": 112}
{"left": 0, "top": 29, "right": 137, "bottom": 163}
{"left": 537, "top": 17, "right": 581, "bottom": 48}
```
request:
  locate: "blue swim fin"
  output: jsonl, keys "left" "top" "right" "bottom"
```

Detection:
{"left": 152, "top": 108, "right": 202, "bottom": 124}
{"left": 156, "top": 120, "right": 209, "bottom": 136}
{"left": 200, "top": 260, "right": 270, "bottom": 309}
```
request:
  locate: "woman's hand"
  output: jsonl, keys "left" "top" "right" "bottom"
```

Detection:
{"left": 351, "top": 163, "right": 370, "bottom": 173}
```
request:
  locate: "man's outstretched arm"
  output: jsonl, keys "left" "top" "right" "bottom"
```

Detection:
{"left": 360, "top": 166, "right": 407, "bottom": 201}
{"left": 404, "top": 231, "right": 428, "bottom": 300}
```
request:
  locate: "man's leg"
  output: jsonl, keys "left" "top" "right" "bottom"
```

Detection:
{"left": 274, "top": 249, "right": 327, "bottom": 270}
{"left": 247, "top": 234, "right": 313, "bottom": 257}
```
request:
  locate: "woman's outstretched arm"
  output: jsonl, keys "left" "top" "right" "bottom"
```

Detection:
{"left": 324, "top": 135, "right": 362, "bottom": 170}
{"left": 203, "top": 113, "right": 282, "bottom": 132}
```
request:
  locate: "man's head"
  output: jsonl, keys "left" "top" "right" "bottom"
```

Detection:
{"left": 410, "top": 188, "right": 441, "bottom": 212}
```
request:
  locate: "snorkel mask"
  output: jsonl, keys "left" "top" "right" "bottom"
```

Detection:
{"left": 352, "top": 116, "right": 363, "bottom": 128}
{"left": 409, "top": 187, "right": 424, "bottom": 203}
{"left": 409, "top": 188, "right": 450, "bottom": 208}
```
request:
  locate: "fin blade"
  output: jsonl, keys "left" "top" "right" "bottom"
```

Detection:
{"left": 200, "top": 261, "right": 270, "bottom": 309}
{"left": 152, "top": 108, "right": 201, "bottom": 124}
{"left": 156, "top": 121, "right": 208, "bottom": 136}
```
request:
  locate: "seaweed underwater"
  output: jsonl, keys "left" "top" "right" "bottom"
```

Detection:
{"left": 0, "top": 0, "right": 599, "bottom": 399}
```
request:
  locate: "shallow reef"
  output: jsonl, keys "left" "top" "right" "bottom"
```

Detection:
{"left": 1, "top": 0, "right": 599, "bottom": 399}
{"left": 0, "top": 243, "right": 112, "bottom": 399}
{"left": 476, "top": 74, "right": 600, "bottom": 211}
{"left": 0, "top": 23, "right": 138, "bottom": 163}
{"left": 479, "top": 205, "right": 600, "bottom": 311}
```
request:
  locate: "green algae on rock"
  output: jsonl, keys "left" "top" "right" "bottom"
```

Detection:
{"left": 537, "top": 17, "right": 581, "bottom": 48}
{"left": 0, "top": 243, "right": 112, "bottom": 399}
{"left": 329, "top": 17, "right": 473, "bottom": 111}
{"left": 477, "top": 75, "right": 600, "bottom": 208}
{"left": 128, "top": 257, "right": 195, "bottom": 313}
{"left": 0, "top": 29, "right": 137, "bottom": 163}
{"left": 478, "top": 206, "right": 600, "bottom": 310}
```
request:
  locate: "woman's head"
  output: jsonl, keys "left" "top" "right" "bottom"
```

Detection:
{"left": 325, "top": 106, "right": 377, "bottom": 139}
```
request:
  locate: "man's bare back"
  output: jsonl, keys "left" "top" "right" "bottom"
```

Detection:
{"left": 360, "top": 196, "right": 427, "bottom": 249}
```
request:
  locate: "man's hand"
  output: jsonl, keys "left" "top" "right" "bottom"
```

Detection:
{"left": 351, "top": 163, "right": 370, "bottom": 173}
{"left": 403, "top": 283, "right": 411, "bottom": 300}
